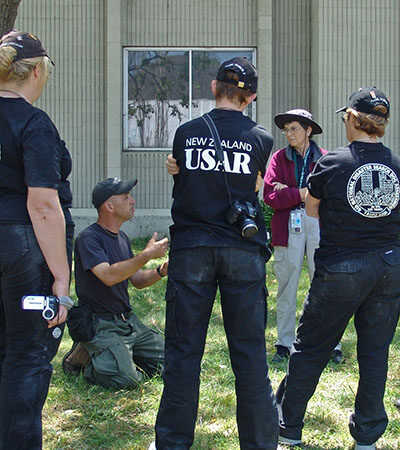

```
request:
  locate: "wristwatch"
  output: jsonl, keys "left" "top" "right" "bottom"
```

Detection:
{"left": 156, "top": 265, "right": 166, "bottom": 277}
{"left": 57, "top": 296, "right": 74, "bottom": 310}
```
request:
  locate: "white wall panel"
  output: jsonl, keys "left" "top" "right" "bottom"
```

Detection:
{"left": 272, "top": 0, "right": 311, "bottom": 151}
{"left": 122, "top": 0, "right": 257, "bottom": 47}
{"left": 311, "top": 0, "right": 400, "bottom": 153}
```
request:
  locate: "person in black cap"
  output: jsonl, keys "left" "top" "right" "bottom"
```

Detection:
{"left": 62, "top": 177, "right": 168, "bottom": 389}
{"left": 150, "top": 57, "right": 279, "bottom": 450}
{"left": 263, "top": 109, "right": 343, "bottom": 364}
{"left": 276, "top": 87, "right": 400, "bottom": 450}
{"left": 0, "top": 30, "right": 74, "bottom": 448}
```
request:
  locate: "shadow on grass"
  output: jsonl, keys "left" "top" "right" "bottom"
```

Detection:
{"left": 45, "top": 370, "right": 161, "bottom": 449}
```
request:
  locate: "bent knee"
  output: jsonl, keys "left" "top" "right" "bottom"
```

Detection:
{"left": 85, "top": 366, "right": 142, "bottom": 389}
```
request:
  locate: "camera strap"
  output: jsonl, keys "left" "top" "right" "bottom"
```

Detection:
{"left": 202, "top": 113, "right": 233, "bottom": 206}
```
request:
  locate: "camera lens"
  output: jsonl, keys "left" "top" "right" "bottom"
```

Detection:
{"left": 241, "top": 222, "right": 258, "bottom": 238}
{"left": 42, "top": 308, "right": 55, "bottom": 320}
{"left": 238, "top": 215, "right": 258, "bottom": 238}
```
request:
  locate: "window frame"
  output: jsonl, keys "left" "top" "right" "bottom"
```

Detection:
{"left": 123, "top": 47, "right": 257, "bottom": 152}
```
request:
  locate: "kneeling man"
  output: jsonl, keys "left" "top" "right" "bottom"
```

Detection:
{"left": 63, "top": 177, "right": 168, "bottom": 389}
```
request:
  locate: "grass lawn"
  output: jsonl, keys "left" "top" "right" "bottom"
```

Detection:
{"left": 44, "top": 239, "right": 400, "bottom": 449}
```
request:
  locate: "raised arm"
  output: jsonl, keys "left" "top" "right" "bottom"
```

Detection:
{"left": 90, "top": 232, "right": 168, "bottom": 287}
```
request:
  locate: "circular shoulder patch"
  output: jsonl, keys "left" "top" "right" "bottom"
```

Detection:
{"left": 347, "top": 163, "right": 400, "bottom": 217}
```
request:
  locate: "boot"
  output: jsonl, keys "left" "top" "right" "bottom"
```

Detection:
{"left": 62, "top": 342, "right": 90, "bottom": 375}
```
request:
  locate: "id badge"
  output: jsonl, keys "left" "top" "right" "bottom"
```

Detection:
{"left": 290, "top": 210, "right": 302, "bottom": 233}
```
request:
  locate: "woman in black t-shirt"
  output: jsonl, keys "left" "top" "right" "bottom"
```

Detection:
{"left": 0, "top": 30, "right": 74, "bottom": 448}
{"left": 277, "top": 87, "right": 400, "bottom": 450}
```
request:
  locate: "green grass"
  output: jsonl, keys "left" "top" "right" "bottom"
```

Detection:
{"left": 44, "top": 240, "right": 400, "bottom": 449}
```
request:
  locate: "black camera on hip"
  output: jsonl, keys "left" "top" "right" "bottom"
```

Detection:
{"left": 226, "top": 200, "right": 259, "bottom": 238}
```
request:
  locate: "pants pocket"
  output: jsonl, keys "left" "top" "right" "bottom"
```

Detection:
{"left": 0, "top": 225, "right": 29, "bottom": 260}
{"left": 88, "top": 342, "right": 142, "bottom": 388}
{"left": 164, "top": 280, "right": 180, "bottom": 339}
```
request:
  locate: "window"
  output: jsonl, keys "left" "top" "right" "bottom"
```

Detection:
{"left": 123, "top": 48, "right": 256, "bottom": 151}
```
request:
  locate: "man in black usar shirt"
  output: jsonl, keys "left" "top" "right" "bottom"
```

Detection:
{"left": 151, "top": 57, "right": 279, "bottom": 450}
{"left": 63, "top": 177, "right": 168, "bottom": 389}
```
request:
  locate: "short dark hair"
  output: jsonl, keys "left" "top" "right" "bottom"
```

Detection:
{"left": 214, "top": 70, "right": 253, "bottom": 106}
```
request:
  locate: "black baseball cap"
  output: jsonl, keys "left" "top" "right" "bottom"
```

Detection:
{"left": 336, "top": 86, "right": 390, "bottom": 118}
{"left": 92, "top": 177, "right": 137, "bottom": 208}
{"left": 0, "top": 30, "right": 55, "bottom": 66}
{"left": 216, "top": 57, "right": 258, "bottom": 95}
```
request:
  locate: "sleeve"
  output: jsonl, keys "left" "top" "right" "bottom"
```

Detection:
{"left": 307, "top": 158, "right": 326, "bottom": 199}
{"left": 22, "top": 112, "right": 62, "bottom": 189}
{"left": 75, "top": 233, "right": 109, "bottom": 272}
{"left": 172, "top": 125, "right": 184, "bottom": 161}
{"left": 263, "top": 151, "right": 302, "bottom": 209}
{"left": 307, "top": 152, "right": 335, "bottom": 200}
{"left": 256, "top": 132, "right": 273, "bottom": 178}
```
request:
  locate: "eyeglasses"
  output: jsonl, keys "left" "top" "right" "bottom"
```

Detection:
{"left": 282, "top": 125, "right": 302, "bottom": 135}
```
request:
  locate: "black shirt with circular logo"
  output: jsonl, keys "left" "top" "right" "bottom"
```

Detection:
{"left": 308, "top": 141, "right": 400, "bottom": 266}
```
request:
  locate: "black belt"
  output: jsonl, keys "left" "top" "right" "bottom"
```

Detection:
{"left": 94, "top": 311, "right": 132, "bottom": 322}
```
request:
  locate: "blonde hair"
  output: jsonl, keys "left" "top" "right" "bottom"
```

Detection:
{"left": 0, "top": 45, "right": 52, "bottom": 85}
{"left": 347, "top": 107, "right": 388, "bottom": 138}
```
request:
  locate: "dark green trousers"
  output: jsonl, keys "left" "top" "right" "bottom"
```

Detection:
{"left": 83, "top": 312, "right": 164, "bottom": 389}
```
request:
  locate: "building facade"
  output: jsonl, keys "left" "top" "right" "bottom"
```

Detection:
{"left": 15, "top": 0, "right": 400, "bottom": 237}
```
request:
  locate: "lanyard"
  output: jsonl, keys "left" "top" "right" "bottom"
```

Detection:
{"left": 293, "top": 146, "right": 311, "bottom": 188}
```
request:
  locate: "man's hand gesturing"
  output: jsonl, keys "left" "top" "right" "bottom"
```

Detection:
{"left": 145, "top": 232, "right": 169, "bottom": 259}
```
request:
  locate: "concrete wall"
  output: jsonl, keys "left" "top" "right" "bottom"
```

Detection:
{"left": 310, "top": 0, "right": 400, "bottom": 153}
{"left": 272, "top": 0, "right": 311, "bottom": 150}
{"left": 16, "top": 0, "right": 106, "bottom": 209}
{"left": 14, "top": 0, "right": 400, "bottom": 238}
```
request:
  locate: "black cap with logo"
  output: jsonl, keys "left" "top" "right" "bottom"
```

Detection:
{"left": 216, "top": 57, "right": 258, "bottom": 95}
{"left": 336, "top": 86, "right": 390, "bottom": 119}
{"left": 0, "top": 30, "right": 55, "bottom": 66}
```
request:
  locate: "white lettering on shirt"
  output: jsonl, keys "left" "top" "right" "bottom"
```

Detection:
{"left": 184, "top": 148, "right": 251, "bottom": 174}
{"left": 347, "top": 163, "right": 400, "bottom": 217}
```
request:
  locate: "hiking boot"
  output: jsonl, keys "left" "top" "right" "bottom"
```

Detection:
{"left": 62, "top": 342, "right": 90, "bottom": 375}
{"left": 272, "top": 345, "right": 290, "bottom": 362}
{"left": 331, "top": 349, "right": 343, "bottom": 364}
{"left": 394, "top": 398, "right": 400, "bottom": 410}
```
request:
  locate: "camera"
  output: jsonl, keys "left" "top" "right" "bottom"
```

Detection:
{"left": 21, "top": 295, "right": 59, "bottom": 320}
{"left": 226, "top": 200, "right": 259, "bottom": 238}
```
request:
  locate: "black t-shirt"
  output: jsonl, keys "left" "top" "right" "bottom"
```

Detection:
{"left": 308, "top": 141, "right": 400, "bottom": 266}
{"left": 0, "top": 97, "right": 73, "bottom": 225}
{"left": 74, "top": 223, "right": 133, "bottom": 314}
{"left": 170, "top": 108, "right": 273, "bottom": 254}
